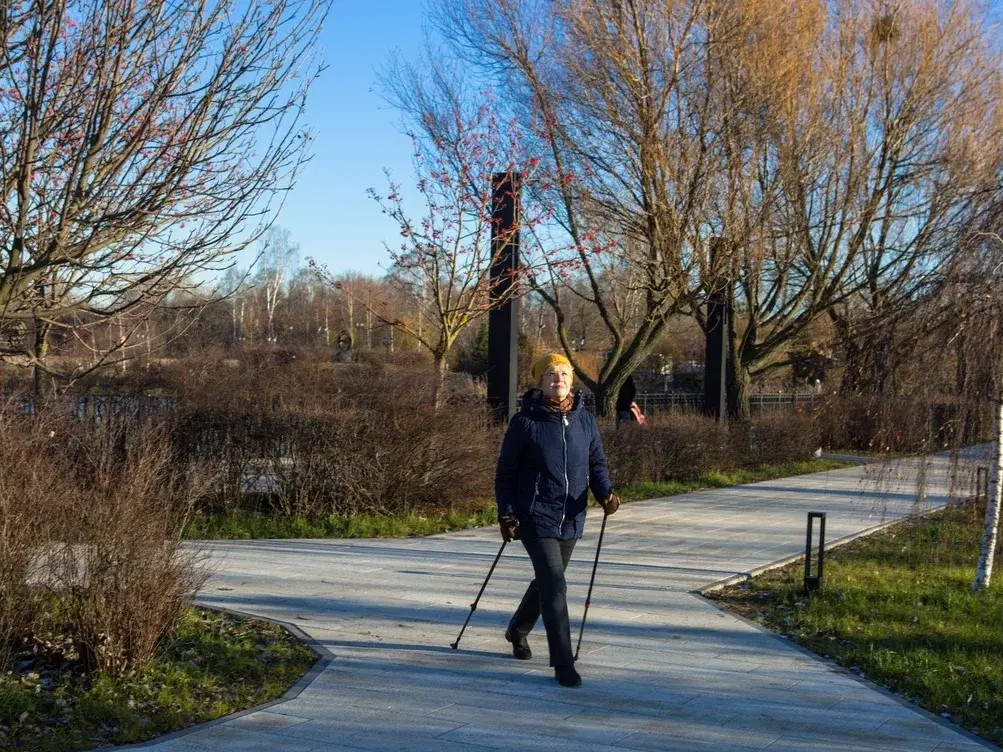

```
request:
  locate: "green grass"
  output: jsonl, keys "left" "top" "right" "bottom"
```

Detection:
{"left": 187, "top": 459, "right": 847, "bottom": 539}
{"left": 706, "top": 499, "right": 1003, "bottom": 747}
{"left": 617, "top": 459, "right": 848, "bottom": 502}
{"left": 0, "top": 607, "right": 315, "bottom": 752}
{"left": 185, "top": 506, "right": 500, "bottom": 540}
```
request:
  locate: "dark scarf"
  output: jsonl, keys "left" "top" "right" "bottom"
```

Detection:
{"left": 544, "top": 394, "right": 574, "bottom": 414}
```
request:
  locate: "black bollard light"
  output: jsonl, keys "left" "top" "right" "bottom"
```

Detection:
{"left": 804, "top": 512, "right": 826, "bottom": 594}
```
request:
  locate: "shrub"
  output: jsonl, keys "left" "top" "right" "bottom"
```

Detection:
{"left": 0, "top": 401, "right": 210, "bottom": 676}
{"left": 816, "top": 395, "right": 990, "bottom": 453}
{"left": 0, "top": 403, "right": 58, "bottom": 669}
{"left": 172, "top": 362, "right": 499, "bottom": 518}
{"left": 601, "top": 410, "right": 820, "bottom": 486}
{"left": 0, "top": 679, "right": 34, "bottom": 726}
{"left": 46, "top": 419, "right": 211, "bottom": 674}
{"left": 601, "top": 412, "right": 731, "bottom": 485}
{"left": 737, "top": 411, "right": 820, "bottom": 466}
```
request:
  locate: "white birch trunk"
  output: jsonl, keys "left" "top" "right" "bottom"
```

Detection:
{"left": 119, "top": 320, "right": 128, "bottom": 373}
{"left": 265, "top": 271, "right": 283, "bottom": 343}
{"left": 973, "top": 394, "right": 1003, "bottom": 591}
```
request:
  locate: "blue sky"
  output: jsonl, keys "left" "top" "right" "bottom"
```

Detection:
{"left": 268, "top": 0, "right": 432, "bottom": 278}
{"left": 263, "top": 2, "right": 1003, "bottom": 281}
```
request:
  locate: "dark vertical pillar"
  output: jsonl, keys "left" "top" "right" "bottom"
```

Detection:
{"left": 487, "top": 171, "right": 521, "bottom": 422}
{"left": 704, "top": 237, "right": 731, "bottom": 421}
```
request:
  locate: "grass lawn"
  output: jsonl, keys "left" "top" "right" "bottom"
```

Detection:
{"left": 0, "top": 607, "right": 316, "bottom": 752}
{"left": 185, "top": 458, "right": 848, "bottom": 539}
{"left": 617, "top": 459, "right": 848, "bottom": 502}
{"left": 185, "top": 506, "right": 501, "bottom": 539}
{"left": 705, "top": 498, "right": 1003, "bottom": 747}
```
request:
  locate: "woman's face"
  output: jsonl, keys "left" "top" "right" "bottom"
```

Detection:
{"left": 540, "top": 363, "right": 573, "bottom": 400}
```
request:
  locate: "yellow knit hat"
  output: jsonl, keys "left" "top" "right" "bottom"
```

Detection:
{"left": 529, "top": 353, "right": 573, "bottom": 385}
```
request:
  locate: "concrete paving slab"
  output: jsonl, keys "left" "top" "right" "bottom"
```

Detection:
{"left": 118, "top": 450, "right": 998, "bottom": 751}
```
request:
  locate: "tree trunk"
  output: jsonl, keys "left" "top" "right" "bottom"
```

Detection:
{"left": 725, "top": 302, "right": 751, "bottom": 421}
{"left": 324, "top": 303, "right": 330, "bottom": 347}
{"left": 32, "top": 319, "right": 50, "bottom": 398}
{"left": 432, "top": 350, "right": 449, "bottom": 409}
{"left": 727, "top": 356, "right": 751, "bottom": 422}
{"left": 955, "top": 329, "right": 968, "bottom": 396}
{"left": 119, "top": 320, "right": 128, "bottom": 374}
{"left": 973, "top": 393, "right": 1003, "bottom": 591}
{"left": 595, "top": 382, "right": 616, "bottom": 420}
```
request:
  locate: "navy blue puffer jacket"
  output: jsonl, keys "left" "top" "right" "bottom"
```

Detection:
{"left": 495, "top": 390, "right": 614, "bottom": 540}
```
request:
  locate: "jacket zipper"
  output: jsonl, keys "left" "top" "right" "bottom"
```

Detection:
{"left": 560, "top": 413, "right": 569, "bottom": 529}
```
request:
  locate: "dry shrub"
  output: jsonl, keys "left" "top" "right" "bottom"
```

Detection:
{"left": 602, "top": 410, "right": 820, "bottom": 486}
{"left": 602, "top": 412, "right": 731, "bottom": 485}
{"left": 44, "top": 418, "right": 211, "bottom": 673}
{"left": 0, "top": 400, "right": 210, "bottom": 675}
{"left": 738, "top": 411, "right": 821, "bottom": 466}
{"left": 308, "top": 365, "right": 497, "bottom": 515}
{"left": 173, "top": 411, "right": 279, "bottom": 510}
{"left": 816, "top": 395, "right": 988, "bottom": 453}
{"left": 0, "top": 403, "right": 59, "bottom": 668}
{"left": 173, "top": 361, "right": 499, "bottom": 517}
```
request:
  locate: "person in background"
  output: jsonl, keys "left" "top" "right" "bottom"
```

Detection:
{"left": 495, "top": 353, "right": 620, "bottom": 688}
{"left": 615, "top": 374, "right": 637, "bottom": 424}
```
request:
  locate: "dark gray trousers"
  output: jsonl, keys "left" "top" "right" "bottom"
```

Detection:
{"left": 508, "top": 536, "right": 577, "bottom": 668}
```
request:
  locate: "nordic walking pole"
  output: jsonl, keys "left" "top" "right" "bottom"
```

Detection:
{"left": 575, "top": 511, "right": 609, "bottom": 661}
{"left": 450, "top": 540, "right": 507, "bottom": 650}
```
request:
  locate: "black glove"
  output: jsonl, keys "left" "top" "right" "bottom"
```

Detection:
{"left": 499, "top": 515, "right": 520, "bottom": 542}
{"left": 600, "top": 494, "right": 621, "bottom": 516}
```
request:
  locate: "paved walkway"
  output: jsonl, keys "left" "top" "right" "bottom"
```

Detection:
{"left": 133, "top": 452, "right": 996, "bottom": 752}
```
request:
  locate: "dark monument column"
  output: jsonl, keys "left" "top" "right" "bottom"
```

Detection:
{"left": 487, "top": 171, "right": 521, "bottom": 422}
{"left": 704, "top": 237, "right": 732, "bottom": 421}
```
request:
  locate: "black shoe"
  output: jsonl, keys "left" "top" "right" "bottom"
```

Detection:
{"left": 554, "top": 665, "right": 582, "bottom": 687}
{"left": 504, "top": 629, "right": 532, "bottom": 660}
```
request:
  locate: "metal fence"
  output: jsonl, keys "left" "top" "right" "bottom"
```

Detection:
{"left": 579, "top": 390, "right": 821, "bottom": 416}
{"left": 13, "top": 390, "right": 821, "bottom": 421}
{"left": 15, "top": 394, "right": 176, "bottom": 420}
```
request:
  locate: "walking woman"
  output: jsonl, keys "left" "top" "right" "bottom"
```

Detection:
{"left": 495, "top": 353, "right": 620, "bottom": 687}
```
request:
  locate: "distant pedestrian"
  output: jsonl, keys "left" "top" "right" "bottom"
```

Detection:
{"left": 616, "top": 375, "right": 646, "bottom": 426}
{"left": 495, "top": 353, "right": 620, "bottom": 687}
{"left": 615, "top": 374, "right": 637, "bottom": 425}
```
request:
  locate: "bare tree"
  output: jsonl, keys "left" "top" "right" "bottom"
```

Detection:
{"left": 255, "top": 226, "right": 299, "bottom": 344}
{"left": 431, "top": 0, "right": 746, "bottom": 415}
{"left": 0, "top": 0, "right": 330, "bottom": 389}
{"left": 219, "top": 266, "right": 250, "bottom": 348}
{"left": 316, "top": 77, "right": 554, "bottom": 405}
{"left": 428, "top": 0, "right": 1003, "bottom": 416}
{"left": 708, "top": 0, "right": 1003, "bottom": 417}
